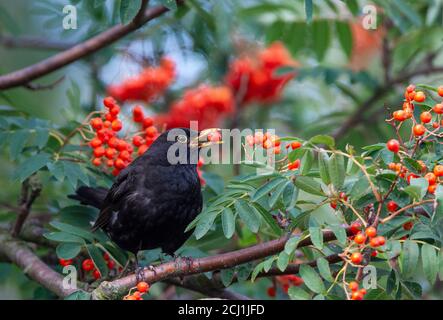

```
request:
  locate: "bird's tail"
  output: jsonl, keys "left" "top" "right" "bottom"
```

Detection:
{"left": 68, "top": 186, "right": 108, "bottom": 209}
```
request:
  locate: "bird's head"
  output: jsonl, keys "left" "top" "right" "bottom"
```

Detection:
{"left": 142, "top": 127, "right": 222, "bottom": 166}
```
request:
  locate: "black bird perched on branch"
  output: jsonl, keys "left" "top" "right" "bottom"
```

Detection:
{"left": 70, "top": 128, "right": 221, "bottom": 263}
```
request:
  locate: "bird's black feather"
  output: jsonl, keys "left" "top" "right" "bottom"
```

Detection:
{"left": 70, "top": 128, "right": 202, "bottom": 255}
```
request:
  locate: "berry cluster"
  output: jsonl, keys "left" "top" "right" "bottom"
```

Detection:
{"left": 107, "top": 58, "right": 175, "bottom": 103}
{"left": 59, "top": 252, "right": 120, "bottom": 281}
{"left": 87, "top": 97, "right": 159, "bottom": 176}
{"left": 123, "top": 281, "right": 150, "bottom": 300}
{"left": 266, "top": 275, "right": 304, "bottom": 297}
{"left": 348, "top": 224, "right": 385, "bottom": 266}
{"left": 348, "top": 281, "right": 367, "bottom": 300}
{"left": 225, "top": 42, "right": 298, "bottom": 105}
{"left": 155, "top": 85, "right": 234, "bottom": 130}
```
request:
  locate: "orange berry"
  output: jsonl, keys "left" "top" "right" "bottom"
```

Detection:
{"left": 93, "top": 146, "right": 105, "bottom": 157}
{"left": 137, "top": 281, "right": 150, "bottom": 293}
{"left": 393, "top": 110, "right": 407, "bottom": 121}
{"left": 105, "top": 148, "right": 116, "bottom": 159}
{"left": 103, "top": 96, "right": 117, "bottom": 109}
{"left": 133, "top": 105, "right": 144, "bottom": 122}
{"left": 433, "top": 103, "right": 443, "bottom": 114}
{"left": 291, "top": 141, "right": 302, "bottom": 149}
{"left": 110, "top": 105, "right": 120, "bottom": 116}
{"left": 114, "top": 158, "right": 126, "bottom": 170}
{"left": 106, "top": 159, "right": 114, "bottom": 167}
{"left": 145, "top": 126, "right": 158, "bottom": 138}
{"left": 433, "top": 165, "right": 443, "bottom": 177}
{"left": 263, "top": 139, "right": 272, "bottom": 149}
{"left": 414, "top": 91, "right": 426, "bottom": 102}
{"left": 92, "top": 157, "right": 101, "bottom": 166}
{"left": 350, "top": 252, "right": 363, "bottom": 264}
{"left": 142, "top": 117, "right": 154, "bottom": 128}
{"left": 288, "top": 159, "right": 301, "bottom": 170}
{"left": 132, "top": 135, "right": 144, "bottom": 147}
{"left": 433, "top": 122, "right": 440, "bottom": 129}
{"left": 406, "top": 84, "right": 416, "bottom": 93}
{"left": 273, "top": 146, "right": 281, "bottom": 154}
{"left": 413, "top": 124, "right": 426, "bottom": 136}
{"left": 138, "top": 144, "right": 149, "bottom": 155}
{"left": 351, "top": 291, "right": 364, "bottom": 300}
{"left": 365, "top": 226, "right": 377, "bottom": 238}
{"left": 354, "top": 233, "right": 366, "bottom": 245}
{"left": 438, "top": 86, "right": 443, "bottom": 97}
{"left": 420, "top": 111, "right": 432, "bottom": 123}
{"left": 425, "top": 172, "right": 437, "bottom": 185}
{"left": 89, "top": 138, "right": 103, "bottom": 148}
{"left": 428, "top": 184, "right": 437, "bottom": 194}
{"left": 388, "top": 162, "right": 397, "bottom": 170}
{"left": 90, "top": 117, "right": 103, "bottom": 130}
{"left": 349, "top": 281, "right": 359, "bottom": 292}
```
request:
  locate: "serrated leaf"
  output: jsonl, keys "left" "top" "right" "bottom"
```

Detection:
{"left": 328, "top": 153, "right": 345, "bottom": 189}
{"left": 86, "top": 244, "right": 108, "bottom": 278}
{"left": 235, "top": 200, "right": 261, "bottom": 233}
{"left": 421, "top": 244, "right": 438, "bottom": 285}
{"left": 14, "top": 152, "right": 51, "bottom": 182}
{"left": 294, "top": 176, "right": 324, "bottom": 196}
{"left": 401, "top": 240, "right": 419, "bottom": 278}
{"left": 299, "top": 264, "right": 325, "bottom": 293}
{"left": 277, "top": 252, "right": 290, "bottom": 271}
{"left": 318, "top": 152, "right": 330, "bottom": 185}
{"left": 288, "top": 286, "right": 310, "bottom": 300}
{"left": 221, "top": 207, "right": 235, "bottom": 239}
{"left": 317, "top": 257, "right": 334, "bottom": 282}
{"left": 56, "top": 243, "right": 81, "bottom": 260}
{"left": 63, "top": 161, "right": 89, "bottom": 189}
{"left": 9, "top": 129, "right": 30, "bottom": 160}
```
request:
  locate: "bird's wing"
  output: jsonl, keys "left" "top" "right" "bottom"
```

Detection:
{"left": 92, "top": 167, "right": 136, "bottom": 231}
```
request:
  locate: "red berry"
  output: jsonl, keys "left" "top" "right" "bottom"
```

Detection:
{"left": 438, "top": 86, "right": 443, "bottom": 97}
{"left": 133, "top": 106, "right": 144, "bottom": 122}
{"left": 114, "top": 158, "right": 126, "bottom": 170}
{"left": 403, "top": 221, "right": 413, "bottom": 231}
{"left": 105, "top": 148, "right": 116, "bottom": 159}
{"left": 433, "top": 103, "right": 443, "bottom": 114}
{"left": 59, "top": 258, "right": 73, "bottom": 267}
{"left": 92, "top": 269, "right": 101, "bottom": 280}
{"left": 138, "top": 144, "right": 149, "bottom": 155}
{"left": 350, "top": 222, "right": 362, "bottom": 235}
{"left": 406, "top": 84, "right": 416, "bottom": 93}
{"left": 386, "top": 139, "right": 400, "bottom": 153}
{"left": 291, "top": 141, "right": 302, "bottom": 149}
{"left": 82, "top": 259, "right": 94, "bottom": 271}
{"left": 137, "top": 281, "right": 150, "bottom": 293}
{"left": 145, "top": 126, "right": 158, "bottom": 138}
{"left": 375, "top": 236, "right": 385, "bottom": 246}
{"left": 89, "top": 138, "right": 103, "bottom": 148}
{"left": 107, "top": 260, "right": 115, "bottom": 269}
{"left": 90, "top": 117, "right": 103, "bottom": 130}
{"left": 142, "top": 117, "right": 154, "bottom": 128}
{"left": 425, "top": 172, "right": 437, "bottom": 185}
{"left": 413, "top": 124, "right": 426, "bottom": 136}
{"left": 93, "top": 146, "right": 105, "bottom": 157}
{"left": 351, "top": 291, "right": 364, "bottom": 300}
{"left": 132, "top": 135, "right": 144, "bottom": 147}
{"left": 111, "top": 119, "right": 123, "bottom": 132}
{"left": 118, "top": 150, "right": 131, "bottom": 161}
{"left": 350, "top": 252, "right": 363, "bottom": 264}
{"left": 267, "top": 287, "right": 276, "bottom": 297}
{"left": 103, "top": 96, "right": 117, "bottom": 109}
{"left": 110, "top": 105, "right": 120, "bottom": 116}
{"left": 330, "top": 202, "right": 337, "bottom": 210}
{"left": 387, "top": 200, "right": 398, "bottom": 213}
{"left": 106, "top": 159, "right": 114, "bottom": 167}
{"left": 92, "top": 157, "right": 101, "bottom": 166}
{"left": 433, "top": 165, "right": 443, "bottom": 177}
{"left": 365, "top": 226, "right": 377, "bottom": 238}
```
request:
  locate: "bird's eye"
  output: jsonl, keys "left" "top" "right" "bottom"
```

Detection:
{"left": 177, "top": 135, "right": 188, "bottom": 144}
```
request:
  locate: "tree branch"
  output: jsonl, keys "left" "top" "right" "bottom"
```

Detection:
{"left": 0, "top": 2, "right": 181, "bottom": 90}
{"left": 92, "top": 228, "right": 351, "bottom": 299}
{"left": 0, "top": 35, "right": 74, "bottom": 51}
{"left": 0, "top": 231, "right": 77, "bottom": 298}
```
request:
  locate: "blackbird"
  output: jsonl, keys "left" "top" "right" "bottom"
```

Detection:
{"left": 70, "top": 128, "right": 220, "bottom": 260}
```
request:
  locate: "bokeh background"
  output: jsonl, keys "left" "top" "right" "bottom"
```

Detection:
{"left": 1, "top": 0, "right": 443, "bottom": 299}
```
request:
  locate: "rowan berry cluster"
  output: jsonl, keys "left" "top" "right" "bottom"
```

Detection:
{"left": 59, "top": 252, "right": 120, "bottom": 281}
{"left": 225, "top": 42, "right": 298, "bottom": 105}
{"left": 266, "top": 275, "right": 303, "bottom": 298}
{"left": 107, "top": 57, "right": 175, "bottom": 103}
{"left": 348, "top": 281, "right": 367, "bottom": 300}
{"left": 88, "top": 97, "right": 159, "bottom": 176}
{"left": 155, "top": 85, "right": 235, "bottom": 130}
{"left": 123, "top": 281, "right": 150, "bottom": 300}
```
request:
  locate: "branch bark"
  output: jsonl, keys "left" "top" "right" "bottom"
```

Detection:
{"left": 92, "top": 228, "right": 351, "bottom": 299}
{"left": 0, "top": 2, "right": 180, "bottom": 90}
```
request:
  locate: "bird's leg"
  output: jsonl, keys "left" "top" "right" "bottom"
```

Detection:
{"left": 134, "top": 254, "right": 146, "bottom": 283}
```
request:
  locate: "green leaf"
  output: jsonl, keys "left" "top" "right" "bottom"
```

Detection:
{"left": 402, "top": 157, "right": 423, "bottom": 175}
{"left": 13, "top": 152, "right": 51, "bottom": 182}
{"left": 86, "top": 244, "right": 108, "bottom": 278}
{"left": 335, "top": 21, "right": 353, "bottom": 59}
{"left": 252, "top": 204, "right": 282, "bottom": 236}
{"left": 405, "top": 178, "right": 428, "bottom": 200}
{"left": 288, "top": 286, "right": 310, "bottom": 300}
{"left": 400, "top": 240, "right": 419, "bottom": 278}
{"left": 328, "top": 153, "right": 345, "bottom": 189}
{"left": 294, "top": 176, "right": 324, "bottom": 196}
{"left": 317, "top": 257, "right": 334, "bottom": 282}
{"left": 56, "top": 243, "right": 81, "bottom": 260}
{"left": 282, "top": 183, "right": 299, "bottom": 210}
{"left": 300, "top": 150, "right": 314, "bottom": 175}
{"left": 309, "top": 226, "right": 323, "bottom": 249}
{"left": 277, "top": 252, "right": 290, "bottom": 271}
{"left": 439, "top": 249, "right": 443, "bottom": 281}
{"left": 299, "top": 264, "right": 325, "bottom": 294}
{"left": 43, "top": 232, "right": 84, "bottom": 244}
{"left": 194, "top": 211, "right": 218, "bottom": 240}
{"left": 251, "top": 178, "right": 286, "bottom": 202}
{"left": 304, "top": 0, "right": 313, "bottom": 23}
{"left": 329, "top": 225, "right": 347, "bottom": 245}
{"left": 268, "top": 180, "right": 290, "bottom": 208}
{"left": 64, "top": 290, "right": 91, "bottom": 300}
{"left": 221, "top": 207, "right": 235, "bottom": 239}
{"left": 251, "top": 262, "right": 264, "bottom": 282}
{"left": 309, "top": 135, "right": 335, "bottom": 148}
{"left": 119, "top": 0, "right": 142, "bottom": 24}
{"left": 311, "top": 20, "right": 330, "bottom": 61}
{"left": 235, "top": 200, "right": 261, "bottom": 233}
{"left": 63, "top": 161, "right": 89, "bottom": 189}
{"left": 318, "top": 152, "right": 330, "bottom": 185}
{"left": 220, "top": 268, "right": 235, "bottom": 287}
{"left": 50, "top": 221, "right": 95, "bottom": 242}
{"left": 47, "top": 161, "right": 65, "bottom": 182}
{"left": 421, "top": 244, "right": 438, "bottom": 285}
{"left": 284, "top": 236, "right": 300, "bottom": 255}
{"left": 34, "top": 128, "right": 49, "bottom": 149}
{"left": 9, "top": 129, "right": 30, "bottom": 160}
